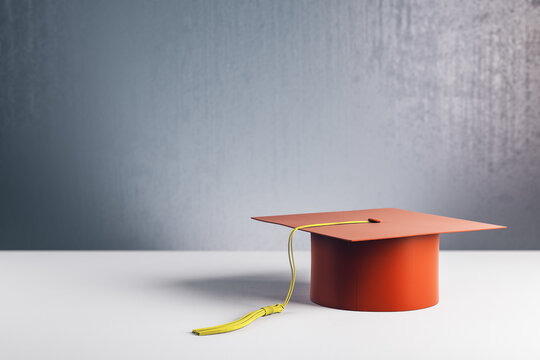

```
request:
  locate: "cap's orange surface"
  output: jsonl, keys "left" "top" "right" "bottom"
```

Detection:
{"left": 252, "top": 208, "right": 506, "bottom": 312}
{"left": 252, "top": 208, "right": 506, "bottom": 241}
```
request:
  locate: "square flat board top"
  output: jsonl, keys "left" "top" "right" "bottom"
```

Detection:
{"left": 252, "top": 208, "right": 506, "bottom": 242}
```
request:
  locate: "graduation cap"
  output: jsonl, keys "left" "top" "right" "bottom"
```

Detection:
{"left": 193, "top": 208, "right": 505, "bottom": 335}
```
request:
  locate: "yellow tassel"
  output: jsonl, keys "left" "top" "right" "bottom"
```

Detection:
{"left": 192, "top": 304, "right": 284, "bottom": 335}
{"left": 192, "top": 220, "right": 371, "bottom": 335}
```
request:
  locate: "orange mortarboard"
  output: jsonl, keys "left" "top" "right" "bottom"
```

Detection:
{"left": 193, "top": 208, "right": 505, "bottom": 335}
{"left": 252, "top": 208, "right": 505, "bottom": 312}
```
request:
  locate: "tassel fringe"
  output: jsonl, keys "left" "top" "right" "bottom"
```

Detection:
{"left": 192, "top": 304, "right": 284, "bottom": 336}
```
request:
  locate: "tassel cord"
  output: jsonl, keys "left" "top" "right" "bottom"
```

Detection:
{"left": 192, "top": 220, "right": 371, "bottom": 335}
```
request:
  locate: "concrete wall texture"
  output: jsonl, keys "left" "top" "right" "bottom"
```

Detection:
{"left": 1, "top": 0, "right": 539, "bottom": 250}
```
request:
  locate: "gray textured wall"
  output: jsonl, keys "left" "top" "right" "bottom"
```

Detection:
{"left": 1, "top": 0, "right": 539, "bottom": 250}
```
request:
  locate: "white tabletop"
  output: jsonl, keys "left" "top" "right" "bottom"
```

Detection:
{"left": 1, "top": 251, "right": 539, "bottom": 360}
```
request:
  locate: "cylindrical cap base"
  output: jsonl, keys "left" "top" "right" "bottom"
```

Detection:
{"left": 310, "top": 233, "right": 439, "bottom": 311}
